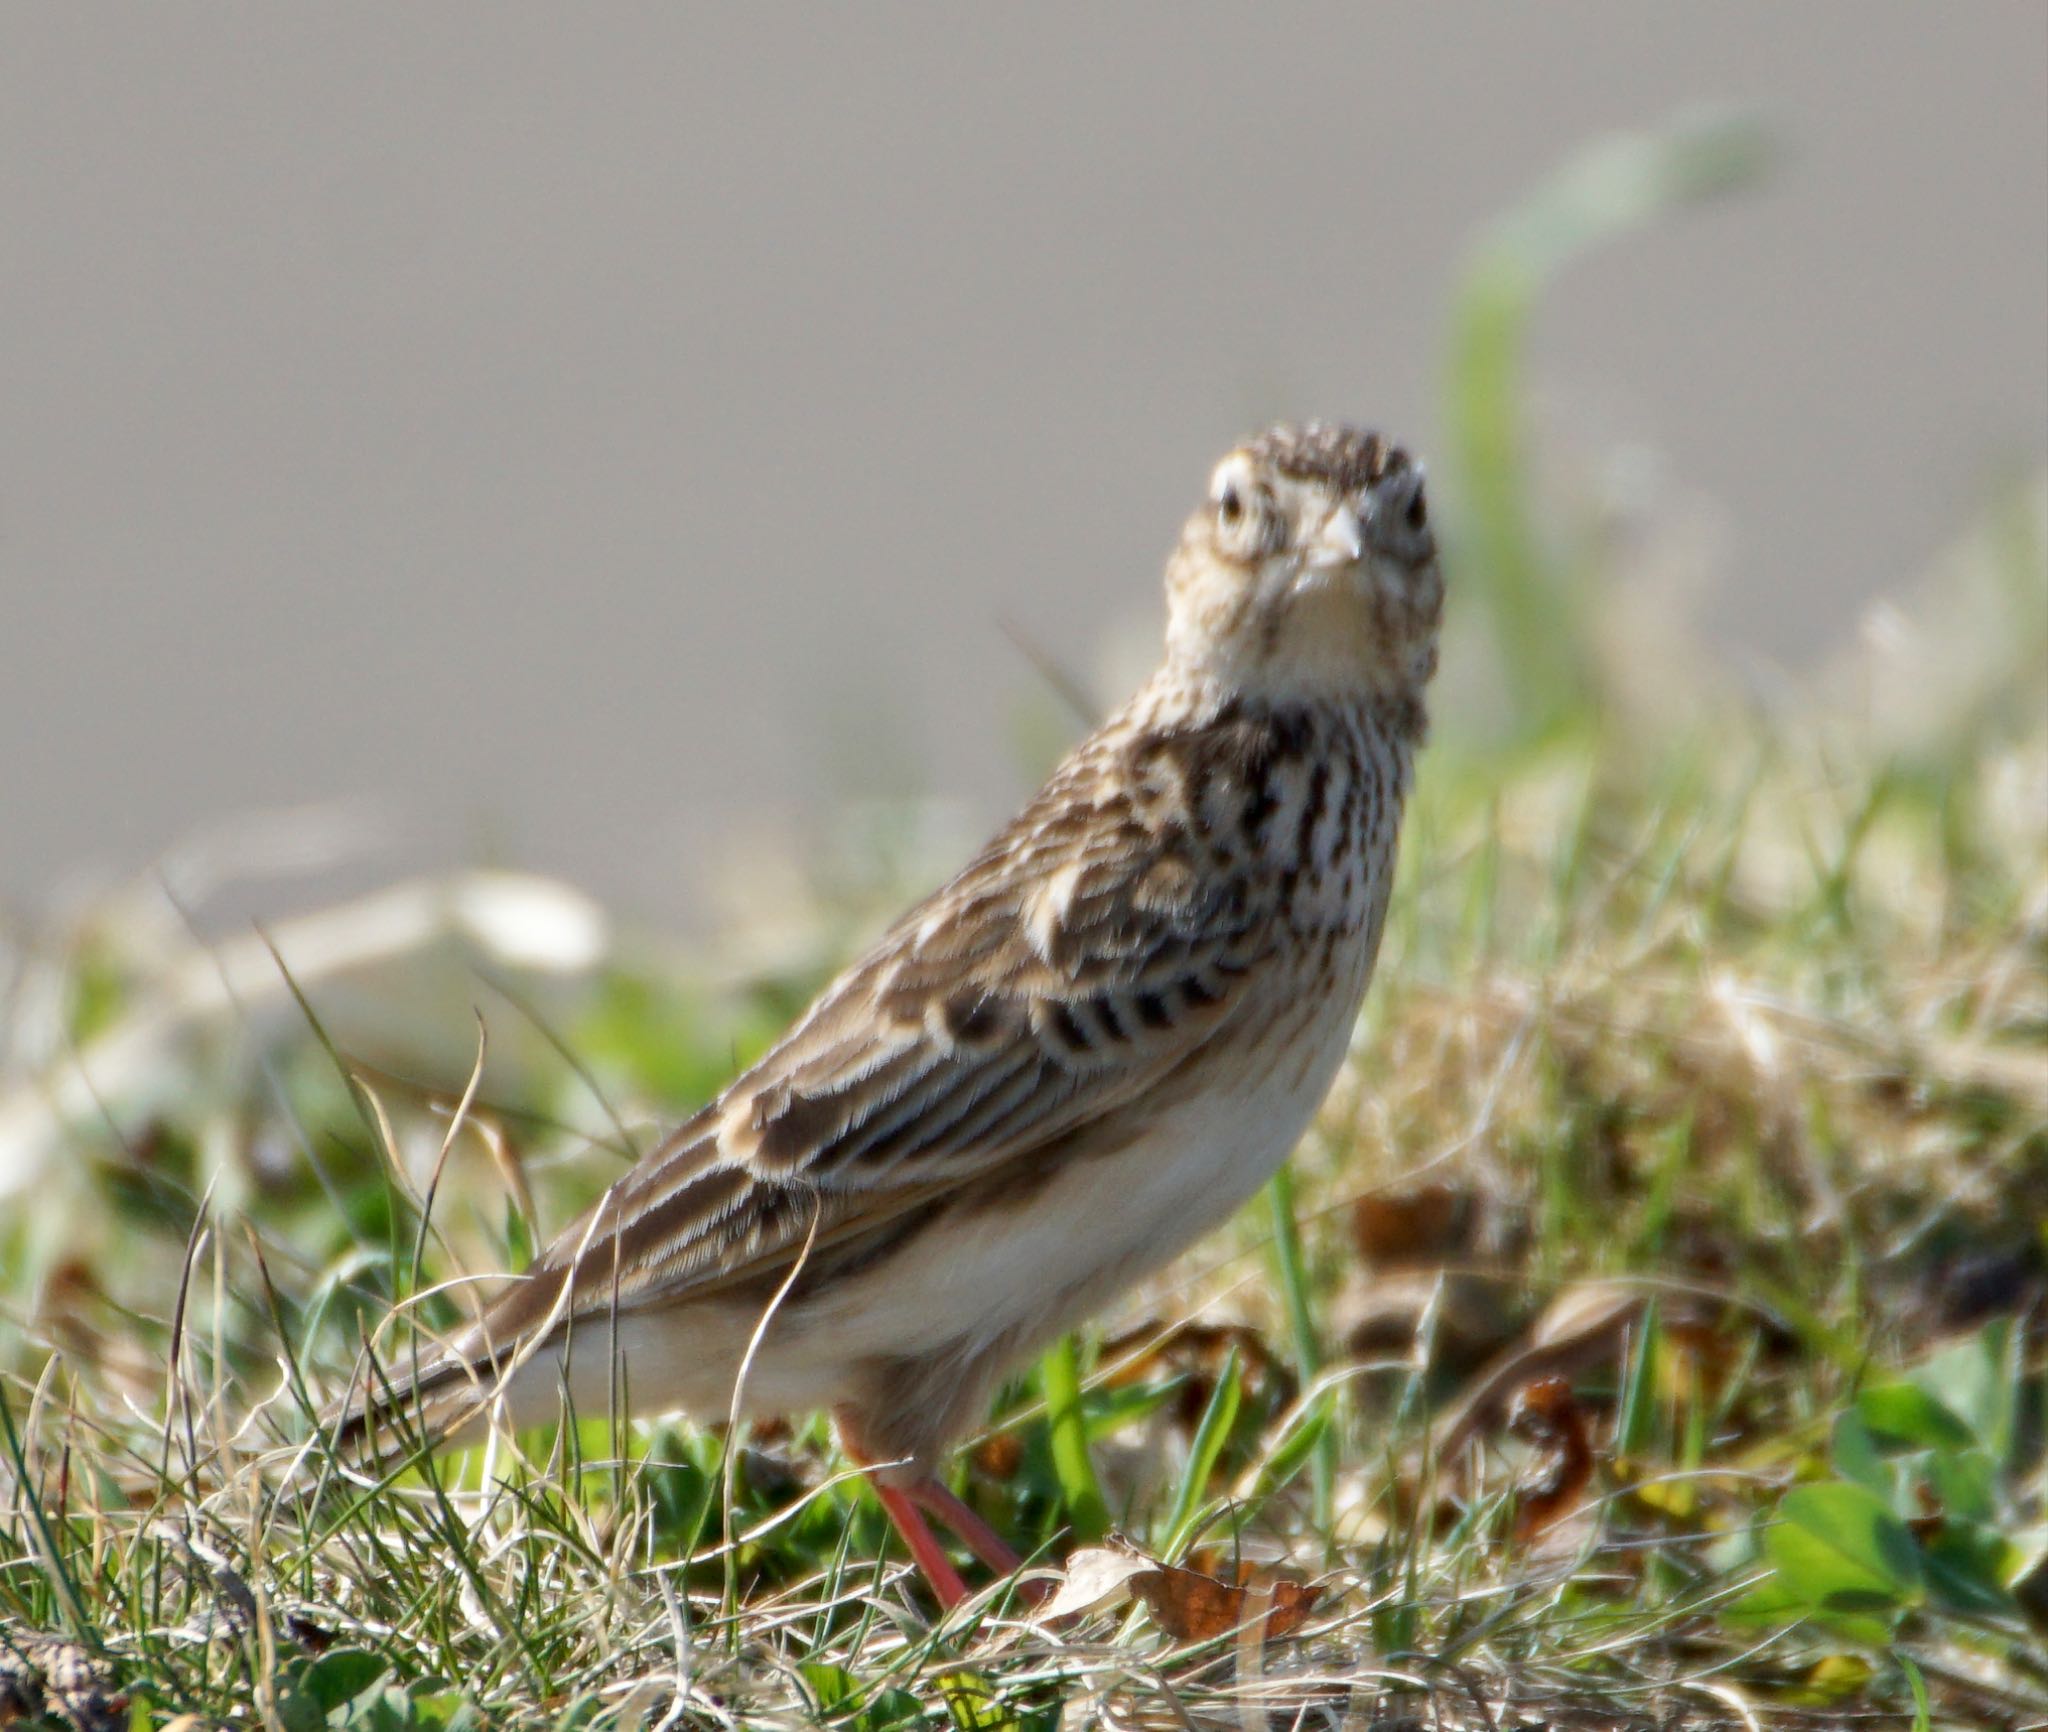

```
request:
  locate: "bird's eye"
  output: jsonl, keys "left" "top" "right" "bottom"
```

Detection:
{"left": 1216, "top": 485, "right": 1244, "bottom": 528}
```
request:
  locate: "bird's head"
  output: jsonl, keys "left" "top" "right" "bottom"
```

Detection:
{"left": 1163, "top": 423, "right": 1443, "bottom": 713}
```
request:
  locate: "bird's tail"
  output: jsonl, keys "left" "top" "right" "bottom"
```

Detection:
{"left": 296, "top": 1258, "right": 594, "bottom": 1496}
{"left": 325, "top": 1353, "right": 488, "bottom": 1465}
{"left": 294, "top": 1317, "right": 549, "bottom": 1501}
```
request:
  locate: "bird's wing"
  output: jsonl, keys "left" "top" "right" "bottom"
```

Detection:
{"left": 464, "top": 712, "right": 1287, "bottom": 1353}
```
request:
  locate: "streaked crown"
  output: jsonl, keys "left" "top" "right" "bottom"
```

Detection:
{"left": 1245, "top": 422, "right": 1416, "bottom": 500}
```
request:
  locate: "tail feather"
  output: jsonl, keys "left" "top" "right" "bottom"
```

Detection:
{"left": 322, "top": 1351, "right": 494, "bottom": 1469}
{"left": 311, "top": 1248, "right": 574, "bottom": 1457}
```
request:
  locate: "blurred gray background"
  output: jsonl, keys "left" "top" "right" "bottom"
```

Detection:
{"left": 4, "top": 5, "right": 2044, "bottom": 926}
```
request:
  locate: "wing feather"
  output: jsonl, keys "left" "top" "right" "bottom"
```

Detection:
{"left": 447, "top": 704, "right": 1289, "bottom": 1364}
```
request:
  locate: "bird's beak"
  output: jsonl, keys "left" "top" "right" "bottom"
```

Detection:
{"left": 1302, "top": 503, "right": 1367, "bottom": 575}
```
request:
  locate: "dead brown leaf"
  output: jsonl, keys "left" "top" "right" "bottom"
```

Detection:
{"left": 1096, "top": 1318, "right": 1296, "bottom": 1438}
{"left": 1435, "top": 1279, "right": 1669, "bottom": 1460}
{"left": 1038, "top": 1538, "right": 1320, "bottom": 1643}
{"left": 1508, "top": 1375, "right": 1595, "bottom": 1544}
{"left": 1350, "top": 1180, "right": 1474, "bottom": 1266}
{"left": 1335, "top": 1267, "right": 1518, "bottom": 1372}
{"left": 970, "top": 1428, "right": 1025, "bottom": 1480}
{"left": 1035, "top": 1539, "right": 1161, "bottom": 1621}
{"left": 1133, "top": 1563, "right": 1320, "bottom": 1643}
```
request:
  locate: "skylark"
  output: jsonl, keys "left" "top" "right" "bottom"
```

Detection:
{"left": 335, "top": 422, "right": 1443, "bottom": 1607}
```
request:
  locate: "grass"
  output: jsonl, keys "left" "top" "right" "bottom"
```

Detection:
{"left": 2, "top": 116, "right": 2044, "bottom": 1729}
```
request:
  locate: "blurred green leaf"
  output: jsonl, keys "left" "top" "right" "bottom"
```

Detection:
{"left": 1764, "top": 1483, "right": 1923, "bottom": 1633}
{"left": 861, "top": 1687, "right": 927, "bottom": 1732}
{"left": 1923, "top": 1518, "right": 2023, "bottom": 1618}
{"left": 303, "top": 1650, "right": 389, "bottom": 1713}
{"left": 1922, "top": 1447, "right": 2001, "bottom": 1526}
{"left": 1249, "top": 1399, "right": 1334, "bottom": 1503}
{"left": 65, "top": 940, "right": 128, "bottom": 1044}
{"left": 1855, "top": 1382, "right": 1975, "bottom": 1453}
{"left": 1830, "top": 1410, "right": 1895, "bottom": 1502}
{"left": 1908, "top": 1320, "right": 2019, "bottom": 1462}
{"left": 803, "top": 1662, "right": 861, "bottom": 1714}
{"left": 1079, "top": 1375, "right": 1180, "bottom": 1442}
{"left": 937, "top": 1669, "right": 1023, "bottom": 1731}
{"left": 574, "top": 971, "right": 739, "bottom": 1109}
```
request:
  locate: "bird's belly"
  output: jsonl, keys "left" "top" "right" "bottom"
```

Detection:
{"left": 536, "top": 942, "right": 1377, "bottom": 1431}
{"left": 547, "top": 1046, "right": 1345, "bottom": 1432}
{"left": 797, "top": 977, "right": 1366, "bottom": 1370}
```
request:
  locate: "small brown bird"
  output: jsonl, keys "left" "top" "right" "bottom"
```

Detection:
{"left": 336, "top": 423, "right": 1443, "bottom": 1607}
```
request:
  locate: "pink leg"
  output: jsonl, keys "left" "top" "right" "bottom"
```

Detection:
{"left": 836, "top": 1409, "right": 1038, "bottom": 1610}
{"left": 912, "top": 1479, "right": 1049, "bottom": 1606}
{"left": 910, "top": 1478, "right": 1022, "bottom": 1573}
{"left": 870, "top": 1478, "right": 969, "bottom": 1610}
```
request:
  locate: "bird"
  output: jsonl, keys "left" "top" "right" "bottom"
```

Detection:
{"left": 330, "top": 421, "right": 1444, "bottom": 1610}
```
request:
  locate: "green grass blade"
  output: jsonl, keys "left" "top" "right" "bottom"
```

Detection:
{"left": 1265, "top": 1164, "right": 1334, "bottom": 1536}
{"left": 1038, "top": 1335, "right": 1109, "bottom": 1544}
{"left": 1159, "top": 1346, "right": 1241, "bottom": 1561}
